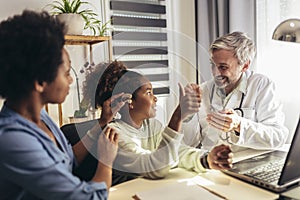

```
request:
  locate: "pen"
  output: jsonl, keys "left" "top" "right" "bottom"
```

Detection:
{"left": 197, "top": 185, "right": 228, "bottom": 200}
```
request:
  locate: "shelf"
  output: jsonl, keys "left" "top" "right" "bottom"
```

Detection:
{"left": 65, "top": 35, "right": 111, "bottom": 45}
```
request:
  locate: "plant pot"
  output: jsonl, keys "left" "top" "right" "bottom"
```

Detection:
{"left": 56, "top": 13, "right": 84, "bottom": 35}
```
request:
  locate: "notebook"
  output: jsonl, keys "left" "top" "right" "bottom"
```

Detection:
{"left": 223, "top": 117, "right": 300, "bottom": 193}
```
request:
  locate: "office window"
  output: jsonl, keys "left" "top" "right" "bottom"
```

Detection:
{"left": 107, "top": 0, "right": 170, "bottom": 95}
{"left": 256, "top": 0, "right": 300, "bottom": 95}
{"left": 256, "top": 0, "right": 300, "bottom": 141}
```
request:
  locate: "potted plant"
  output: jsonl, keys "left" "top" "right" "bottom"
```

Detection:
{"left": 70, "top": 66, "right": 88, "bottom": 118}
{"left": 47, "top": 0, "right": 110, "bottom": 36}
{"left": 69, "top": 62, "right": 97, "bottom": 122}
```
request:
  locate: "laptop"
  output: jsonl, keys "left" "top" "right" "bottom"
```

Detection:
{"left": 223, "top": 117, "right": 300, "bottom": 193}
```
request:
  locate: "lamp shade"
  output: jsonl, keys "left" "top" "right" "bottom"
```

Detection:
{"left": 272, "top": 18, "right": 300, "bottom": 43}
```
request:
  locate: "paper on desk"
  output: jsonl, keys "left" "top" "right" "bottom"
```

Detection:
{"left": 133, "top": 181, "right": 224, "bottom": 200}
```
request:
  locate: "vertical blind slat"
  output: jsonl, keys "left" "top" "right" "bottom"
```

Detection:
{"left": 112, "top": 16, "right": 167, "bottom": 28}
{"left": 110, "top": 1, "right": 166, "bottom": 14}
{"left": 109, "top": 0, "right": 170, "bottom": 94}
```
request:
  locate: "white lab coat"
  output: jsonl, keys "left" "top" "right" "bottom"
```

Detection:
{"left": 182, "top": 70, "right": 289, "bottom": 152}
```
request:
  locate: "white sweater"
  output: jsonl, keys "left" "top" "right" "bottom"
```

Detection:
{"left": 109, "top": 118, "right": 207, "bottom": 179}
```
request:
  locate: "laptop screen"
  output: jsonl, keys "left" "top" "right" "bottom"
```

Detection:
{"left": 279, "top": 117, "right": 300, "bottom": 185}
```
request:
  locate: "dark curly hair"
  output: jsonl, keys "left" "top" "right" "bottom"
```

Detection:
{"left": 0, "top": 10, "right": 65, "bottom": 100}
{"left": 83, "top": 60, "right": 149, "bottom": 109}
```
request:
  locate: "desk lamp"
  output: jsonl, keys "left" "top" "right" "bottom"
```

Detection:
{"left": 272, "top": 18, "right": 300, "bottom": 43}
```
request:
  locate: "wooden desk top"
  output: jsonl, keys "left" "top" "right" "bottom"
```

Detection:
{"left": 109, "top": 146, "right": 292, "bottom": 200}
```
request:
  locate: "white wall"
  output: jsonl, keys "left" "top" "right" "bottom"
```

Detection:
{"left": 164, "top": 0, "right": 197, "bottom": 122}
{"left": 0, "top": 1, "right": 49, "bottom": 19}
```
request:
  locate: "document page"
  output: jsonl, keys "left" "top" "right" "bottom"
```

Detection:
{"left": 133, "top": 181, "right": 225, "bottom": 200}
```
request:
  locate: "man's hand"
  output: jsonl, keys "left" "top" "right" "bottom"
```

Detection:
{"left": 206, "top": 109, "right": 241, "bottom": 133}
{"left": 207, "top": 144, "right": 233, "bottom": 170}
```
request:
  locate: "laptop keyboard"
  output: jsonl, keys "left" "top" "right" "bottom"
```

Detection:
{"left": 244, "top": 159, "right": 285, "bottom": 183}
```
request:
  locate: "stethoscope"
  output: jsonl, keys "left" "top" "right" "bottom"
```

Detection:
{"left": 195, "top": 83, "right": 246, "bottom": 148}
{"left": 210, "top": 84, "right": 245, "bottom": 117}
{"left": 206, "top": 84, "right": 245, "bottom": 144}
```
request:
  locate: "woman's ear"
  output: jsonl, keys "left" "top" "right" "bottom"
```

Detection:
{"left": 34, "top": 80, "right": 46, "bottom": 93}
{"left": 129, "top": 103, "right": 134, "bottom": 109}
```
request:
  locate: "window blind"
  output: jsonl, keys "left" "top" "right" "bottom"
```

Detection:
{"left": 109, "top": 0, "right": 169, "bottom": 95}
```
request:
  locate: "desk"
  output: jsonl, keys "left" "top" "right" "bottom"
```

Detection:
{"left": 109, "top": 146, "right": 294, "bottom": 200}
{"left": 109, "top": 168, "right": 279, "bottom": 200}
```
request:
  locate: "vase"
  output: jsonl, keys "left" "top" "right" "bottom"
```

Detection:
{"left": 56, "top": 13, "right": 85, "bottom": 35}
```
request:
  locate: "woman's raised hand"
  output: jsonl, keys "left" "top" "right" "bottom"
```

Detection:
{"left": 178, "top": 83, "right": 202, "bottom": 121}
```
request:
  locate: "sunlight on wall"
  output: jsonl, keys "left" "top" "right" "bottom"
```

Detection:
{"left": 256, "top": 0, "right": 300, "bottom": 142}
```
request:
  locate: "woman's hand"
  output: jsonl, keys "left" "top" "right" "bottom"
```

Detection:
{"left": 98, "top": 93, "right": 128, "bottom": 128}
{"left": 92, "top": 127, "right": 118, "bottom": 187}
{"left": 178, "top": 83, "right": 202, "bottom": 121}
{"left": 97, "top": 127, "right": 119, "bottom": 167}
{"left": 168, "top": 83, "right": 201, "bottom": 131}
{"left": 207, "top": 144, "right": 233, "bottom": 170}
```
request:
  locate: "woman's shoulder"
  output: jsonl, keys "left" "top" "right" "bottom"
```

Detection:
{"left": 108, "top": 118, "right": 125, "bottom": 128}
{"left": 0, "top": 107, "right": 33, "bottom": 134}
